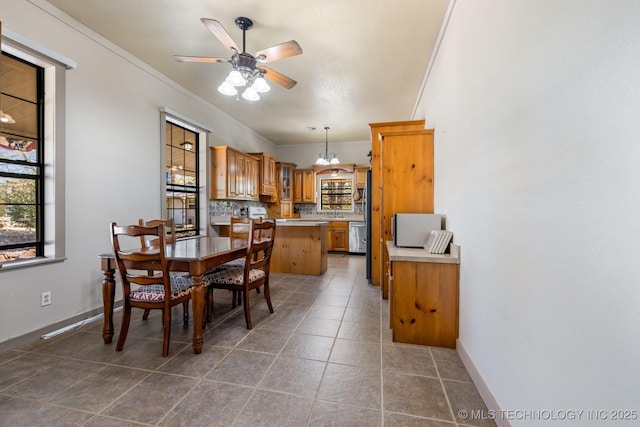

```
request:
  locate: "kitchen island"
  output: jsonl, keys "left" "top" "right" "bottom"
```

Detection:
{"left": 211, "top": 219, "right": 329, "bottom": 275}
{"left": 271, "top": 220, "right": 328, "bottom": 275}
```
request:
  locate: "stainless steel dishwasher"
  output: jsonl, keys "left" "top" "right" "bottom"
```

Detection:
{"left": 349, "top": 222, "right": 366, "bottom": 253}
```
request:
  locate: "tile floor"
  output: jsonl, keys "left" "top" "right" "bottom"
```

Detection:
{"left": 0, "top": 254, "right": 495, "bottom": 426}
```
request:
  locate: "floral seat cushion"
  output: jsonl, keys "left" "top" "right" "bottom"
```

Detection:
{"left": 129, "top": 272, "right": 193, "bottom": 302}
{"left": 203, "top": 266, "right": 265, "bottom": 286}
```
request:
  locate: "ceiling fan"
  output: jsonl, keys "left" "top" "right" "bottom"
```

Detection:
{"left": 174, "top": 17, "right": 303, "bottom": 100}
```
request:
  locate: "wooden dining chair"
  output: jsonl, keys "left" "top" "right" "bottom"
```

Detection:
{"left": 110, "top": 222, "right": 194, "bottom": 357}
{"left": 204, "top": 219, "right": 276, "bottom": 329}
{"left": 205, "top": 217, "right": 254, "bottom": 321}
{"left": 138, "top": 218, "right": 191, "bottom": 322}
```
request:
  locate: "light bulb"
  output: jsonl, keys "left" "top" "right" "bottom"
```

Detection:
{"left": 226, "top": 70, "right": 246, "bottom": 86}
{"left": 242, "top": 87, "right": 260, "bottom": 101}
{"left": 218, "top": 81, "right": 237, "bottom": 96}
{"left": 252, "top": 76, "right": 270, "bottom": 93}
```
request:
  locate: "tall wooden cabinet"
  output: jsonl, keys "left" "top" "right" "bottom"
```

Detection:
{"left": 210, "top": 146, "right": 259, "bottom": 201}
{"left": 381, "top": 129, "right": 434, "bottom": 298}
{"left": 369, "top": 120, "right": 433, "bottom": 299}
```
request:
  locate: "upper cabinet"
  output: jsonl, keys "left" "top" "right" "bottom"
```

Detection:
{"left": 210, "top": 146, "right": 259, "bottom": 201}
{"left": 272, "top": 162, "right": 297, "bottom": 218}
{"left": 248, "top": 152, "right": 277, "bottom": 199}
{"left": 354, "top": 166, "right": 369, "bottom": 188}
{"left": 278, "top": 162, "right": 296, "bottom": 201}
{"left": 293, "top": 168, "right": 316, "bottom": 203}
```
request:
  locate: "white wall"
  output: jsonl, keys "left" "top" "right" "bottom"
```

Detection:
{"left": 418, "top": 0, "right": 640, "bottom": 424}
{"left": 276, "top": 140, "right": 371, "bottom": 169}
{"left": 0, "top": 0, "right": 274, "bottom": 344}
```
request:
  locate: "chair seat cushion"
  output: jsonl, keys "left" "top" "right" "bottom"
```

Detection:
{"left": 204, "top": 267, "right": 265, "bottom": 287}
{"left": 129, "top": 272, "right": 193, "bottom": 302}
{"left": 204, "top": 258, "right": 245, "bottom": 275}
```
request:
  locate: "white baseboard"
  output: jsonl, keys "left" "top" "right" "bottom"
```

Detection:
{"left": 457, "top": 338, "right": 511, "bottom": 427}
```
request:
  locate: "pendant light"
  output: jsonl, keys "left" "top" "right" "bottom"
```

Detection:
{"left": 315, "top": 126, "right": 340, "bottom": 166}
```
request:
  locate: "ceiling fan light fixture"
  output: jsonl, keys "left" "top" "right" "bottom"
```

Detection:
{"left": 252, "top": 76, "right": 270, "bottom": 93}
{"left": 242, "top": 86, "right": 260, "bottom": 101}
{"left": 218, "top": 80, "right": 238, "bottom": 96}
{"left": 226, "top": 69, "right": 246, "bottom": 86}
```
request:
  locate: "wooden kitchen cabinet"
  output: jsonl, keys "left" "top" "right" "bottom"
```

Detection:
{"left": 269, "top": 162, "right": 297, "bottom": 218}
{"left": 293, "top": 168, "right": 316, "bottom": 203}
{"left": 354, "top": 166, "right": 368, "bottom": 188}
{"left": 249, "top": 152, "right": 277, "bottom": 198}
{"left": 327, "top": 221, "right": 349, "bottom": 252}
{"left": 369, "top": 120, "right": 433, "bottom": 299}
{"left": 386, "top": 242, "right": 460, "bottom": 348}
{"left": 210, "top": 146, "right": 259, "bottom": 201}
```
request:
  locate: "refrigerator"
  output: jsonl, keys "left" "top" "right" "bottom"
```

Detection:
{"left": 365, "top": 170, "right": 372, "bottom": 282}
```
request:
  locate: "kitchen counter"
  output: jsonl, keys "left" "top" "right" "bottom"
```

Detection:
{"left": 211, "top": 219, "right": 328, "bottom": 275}
{"left": 275, "top": 219, "right": 328, "bottom": 226}
{"left": 386, "top": 241, "right": 460, "bottom": 264}
{"left": 271, "top": 222, "right": 328, "bottom": 275}
{"left": 385, "top": 240, "right": 460, "bottom": 349}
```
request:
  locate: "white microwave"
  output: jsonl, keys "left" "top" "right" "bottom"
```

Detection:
{"left": 392, "top": 213, "right": 443, "bottom": 248}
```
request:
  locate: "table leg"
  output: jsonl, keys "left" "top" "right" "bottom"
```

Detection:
{"left": 101, "top": 268, "right": 116, "bottom": 344}
{"left": 191, "top": 274, "right": 205, "bottom": 354}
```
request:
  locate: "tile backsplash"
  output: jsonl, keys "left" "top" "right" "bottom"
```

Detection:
{"left": 209, "top": 200, "right": 363, "bottom": 222}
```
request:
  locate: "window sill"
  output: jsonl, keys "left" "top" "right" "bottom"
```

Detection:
{"left": 0, "top": 257, "right": 66, "bottom": 272}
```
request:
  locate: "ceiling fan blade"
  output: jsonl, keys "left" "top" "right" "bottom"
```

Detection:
{"left": 258, "top": 66, "right": 297, "bottom": 89}
{"left": 254, "top": 40, "right": 303, "bottom": 63}
{"left": 200, "top": 18, "right": 240, "bottom": 53}
{"left": 173, "top": 55, "right": 228, "bottom": 63}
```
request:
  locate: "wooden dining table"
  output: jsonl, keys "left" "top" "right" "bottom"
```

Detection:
{"left": 98, "top": 235, "right": 247, "bottom": 354}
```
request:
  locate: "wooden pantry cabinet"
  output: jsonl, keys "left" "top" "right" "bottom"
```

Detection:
{"left": 210, "top": 146, "right": 259, "bottom": 201}
{"left": 369, "top": 120, "right": 433, "bottom": 299}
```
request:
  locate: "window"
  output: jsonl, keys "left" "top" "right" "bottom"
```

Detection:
{"left": 0, "top": 52, "right": 43, "bottom": 262}
{"left": 1, "top": 32, "right": 73, "bottom": 269}
{"left": 317, "top": 173, "right": 355, "bottom": 213}
{"left": 165, "top": 121, "right": 200, "bottom": 238}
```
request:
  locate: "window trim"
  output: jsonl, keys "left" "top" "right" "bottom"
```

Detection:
{"left": 0, "top": 33, "right": 70, "bottom": 270}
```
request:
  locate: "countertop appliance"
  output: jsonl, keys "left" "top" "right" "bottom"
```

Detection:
{"left": 349, "top": 222, "right": 366, "bottom": 254}
{"left": 248, "top": 206, "right": 267, "bottom": 219}
{"left": 392, "top": 213, "right": 443, "bottom": 248}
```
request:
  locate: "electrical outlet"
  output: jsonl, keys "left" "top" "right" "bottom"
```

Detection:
{"left": 41, "top": 291, "right": 52, "bottom": 306}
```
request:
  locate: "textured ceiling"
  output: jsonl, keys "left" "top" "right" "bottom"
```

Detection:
{"left": 45, "top": 0, "right": 449, "bottom": 145}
